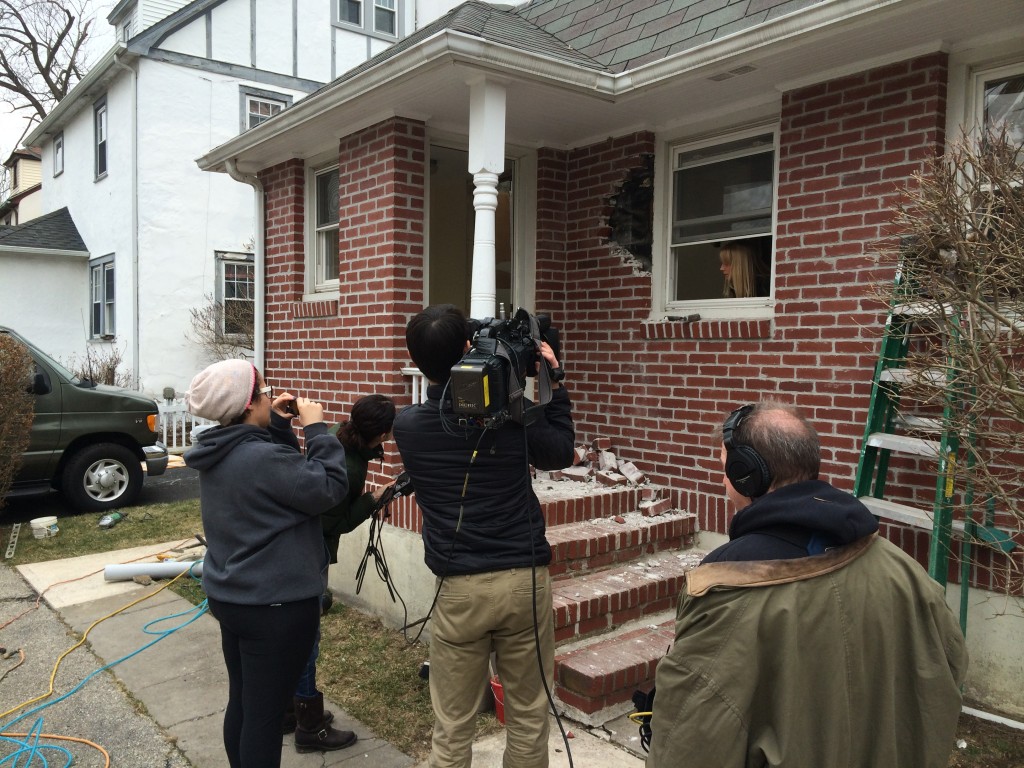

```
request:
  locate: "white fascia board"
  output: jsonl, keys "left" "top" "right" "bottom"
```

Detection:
{"left": 0, "top": 246, "right": 90, "bottom": 258}
{"left": 25, "top": 43, "right": 134, "bottom": 144}
{"left": 197, "top": 29, "right": 618, "bottom": 173}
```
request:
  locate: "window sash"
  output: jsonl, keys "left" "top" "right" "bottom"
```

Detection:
{"left": 314, "top": 168, "right": 340, "bottom": 286}
{"left": 54, "top": 134, "right": 64, "bottom": 176}
{"left": 374, "top": 0, "right": 395, "bottom": 34}
{"left": 95, "top": 104, "right": 107, "bottom": 177}
{"left": 339, "top": 0, "right": 361, "bottom": 24}
{"left": 220, "top": 259, "right": 255, "bottom": 335}
{"left": 91, "top": 261, "right": 115, "bottom": 337}
{"left": 246, "top": 97, "right": 284, "bottom": 130}
{"left": 983, "top": 71, "right": 1024, "bottom": 146}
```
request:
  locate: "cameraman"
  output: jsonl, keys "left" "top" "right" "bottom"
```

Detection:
{"left": 394, "top": 304, "right": 575, "bottom": 768}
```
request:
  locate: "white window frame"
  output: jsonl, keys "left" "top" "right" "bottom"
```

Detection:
{"left": 53, "top": 132, "right": 63, "bottom": 177}
{"left": 337, "top": 0, "right": 361, "bottom": 26}
{"left": 94, "top": 98, "right": 108, "bottom": 180}
{"left": 373, "top": 0, "right": 396, "bottom": 35}
{"left": 306, "top": 164, "right": 340, "bottom": 294}
{"left": 972, "top": 61, "right": 1024, "bottom": 145}
{"left": 89, "top": 255, "right": 115, "bottom": 339}
{"left": 655, "top": 125, "right": 778, "bottom": 321}
{"left": 333, "top": 0, "right": 398, "bottom": 39}
{"left": 216, "top": 251, "right": 255, "bottom": 338}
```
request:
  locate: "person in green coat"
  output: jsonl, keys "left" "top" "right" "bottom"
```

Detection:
{"left": 285, "top": 393, "right": 396, "bottom": 754}
{"left": 322, "top": 394, "right": 397, "bottom": 562}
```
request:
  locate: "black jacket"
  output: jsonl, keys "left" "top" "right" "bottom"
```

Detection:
{"left": 393, "top": 384, "right": 575, "bottom": 576}
{"left": 702, "top": 479, "right": 879, "bottom": 563}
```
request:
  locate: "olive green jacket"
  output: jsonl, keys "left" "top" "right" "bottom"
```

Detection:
{"left": 647, "top": 535, "right": 968, "bottom": 768}
{"left": 321, "top": 442, "right": 383, "bottom": 563}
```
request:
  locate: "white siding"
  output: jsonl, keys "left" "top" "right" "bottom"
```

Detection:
{"left": 335, "top": 26, "right": 376, "bottom": 75}
{"left": 0, "top": 252, "right": 90, "bottom": 362}
{"left": 210, "top": 0, "right": 251, "bottom": 66}
{"left": 14, "top": 158, "right": 41, "bottom": 194}
{"left": 141, "top": 0, "right": 189, "bottom": 30}
{"left": 254, "top": 0, "right": 294, "bottom": 76}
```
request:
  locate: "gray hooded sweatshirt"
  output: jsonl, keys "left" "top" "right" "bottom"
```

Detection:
{"left": 185, "top": 420, "right": 347, "bottom": 605}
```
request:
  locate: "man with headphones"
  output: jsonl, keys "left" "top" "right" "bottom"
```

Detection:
{"left": 646, "top": 401, "right": 967, "bottom": 768}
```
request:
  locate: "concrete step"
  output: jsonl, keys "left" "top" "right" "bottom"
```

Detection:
{"left": 550, "top": 549, "right": 703, "bottom": 646}
{"left": 547, "top": 511, "right": 697, "bottom": 579}
{"left": 553, "top": 612, "right": 677, "bottom": 725}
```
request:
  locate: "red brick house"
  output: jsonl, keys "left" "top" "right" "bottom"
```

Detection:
{"left": 199, "top": 0, "right": 1024, "bottom": 721}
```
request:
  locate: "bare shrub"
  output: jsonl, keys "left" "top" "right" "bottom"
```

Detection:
{"left": 188, "top": 294, "right": 255, "bottom": 364}
{"left": 64, "top": 344, "right": 136, "bottom": 388}
{"left": 879, "top": 128, "right": 1024, "bottom": 583}
{"left": 0, "top": 333, "right": 36, "bottom": 509}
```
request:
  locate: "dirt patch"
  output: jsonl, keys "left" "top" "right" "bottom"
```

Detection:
{"left": 949, "top": 713, "right": 1024, "bottom": 767}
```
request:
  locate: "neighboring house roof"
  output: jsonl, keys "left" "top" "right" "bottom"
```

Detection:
{"left": 4, "top": 146, "right": 41, "bottom": 167}
{"left": 0, "top": 207, "right": 88, "bottom": 253}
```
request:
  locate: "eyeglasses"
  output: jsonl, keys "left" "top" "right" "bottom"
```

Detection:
{"left": 258, "top": 385, "right": 273, "bottom": 399}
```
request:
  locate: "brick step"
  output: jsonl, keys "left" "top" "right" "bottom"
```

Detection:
{"left": 550, "top": 549, "right": 704, "bottom": 646}
{"left": 553, "top": 611, "right": 677, "bottom": 725}
{"left": 536, "top": 483, "right": 668, "bottom": 527}
{"left": 546, "top": 511, "right": 697, "bottom": 579}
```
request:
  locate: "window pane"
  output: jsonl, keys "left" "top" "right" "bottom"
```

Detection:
{"left": 984, "top": 74, "right": 1024, "bottom": 145}
{"left": 673, "top": 142, "right": 773, "bottom": 244}
{"left": 340, "top": 0, "right": 360, "bottom": 24}
{"left": 374, "top": 0, "right": 395, "bottom": 34}
{"left": 316, "top": 170, "right": 339, "bottom": 227}
{"left": 247, "top": 97, "right": 284, "bottom": 130}
{"left": 318, "top": 229, "right": 339, "bottom": 282}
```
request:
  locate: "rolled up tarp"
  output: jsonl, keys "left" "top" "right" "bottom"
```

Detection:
{"left": 104, "top": 561, "right": 203, "bottom": 582}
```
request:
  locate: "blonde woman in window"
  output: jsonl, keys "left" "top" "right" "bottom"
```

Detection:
{"left": 720, "top": 241, "right": 768, "bottom": 298}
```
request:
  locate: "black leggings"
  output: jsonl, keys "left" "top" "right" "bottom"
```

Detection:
{"left": 207, "top": 596, "right": 320, "bottom": 768}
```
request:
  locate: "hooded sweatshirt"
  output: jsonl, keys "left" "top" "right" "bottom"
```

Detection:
{"left": 185, "top": 420, "right": 347, "bottom": 605}
{"left": 702, "top": 479, "right": 879, "bottom": 563}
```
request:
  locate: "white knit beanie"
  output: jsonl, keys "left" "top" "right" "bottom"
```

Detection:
{"left": 186, "top": 360, "right": 257, "bottom": 425}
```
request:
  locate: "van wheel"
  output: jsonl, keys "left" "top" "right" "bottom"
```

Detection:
{"left": 62, "top": 444, "right": 143, "bottom": 512}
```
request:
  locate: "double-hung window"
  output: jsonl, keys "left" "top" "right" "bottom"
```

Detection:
{"left": 977, "top": 65, "right": 1024, "bottom": 145}
{"left": 312, "top": 167, "right": 340, "bottom": 289}
{"left": 94, "top": 98, "right": 107, "bottom": 179}
{"left": 216, "top": 252, "right": 255, "bottom": 337}
{"left": 664, "top": 130, "right": 776, "bottom": 316}
{"left": 338, "top": 0, "right": 361, "bottom": 25}
{"left": 53, "top": 133, "right": 64, "bottom": 176}
{"left": 374, "top": 0, "right": 396, "bottom": 35}
{"left": 90, "top": 256, "right": 115, "bottom": 338}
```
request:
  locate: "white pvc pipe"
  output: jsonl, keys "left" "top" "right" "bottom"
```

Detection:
{"left": 962, "top": 705, "right": 1024, "bottom": 731}
{"left": 104, "top": 561, "right": 203, "bottom": 582}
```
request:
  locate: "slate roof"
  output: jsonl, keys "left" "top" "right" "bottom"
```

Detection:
{"left": 0, "top": 207, "right": 88, "bottom": 252}
{"left": 318, "top": 0, "right": 828, "bottom": 95}
{"left": 518, "top": 0, "right": 829, "bottom": 73}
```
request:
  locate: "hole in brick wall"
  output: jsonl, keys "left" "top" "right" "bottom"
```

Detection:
{"left": 607, "top": 154, "right": 654, "bottom": 272}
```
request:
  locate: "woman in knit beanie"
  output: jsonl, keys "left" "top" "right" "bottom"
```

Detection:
{"left": 184, "top": 360, "right": 348, "bottom": 768}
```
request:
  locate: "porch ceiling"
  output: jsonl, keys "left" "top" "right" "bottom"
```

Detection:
{"left": 198, "top": 0, "right": 1024, "bottom": 175}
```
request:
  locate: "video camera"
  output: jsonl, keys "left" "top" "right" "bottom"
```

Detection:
{"left": 449, "top": 306, "right": 563, "bottom": 427}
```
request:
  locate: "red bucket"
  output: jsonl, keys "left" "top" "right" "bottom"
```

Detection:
{"left": 490, "top": 676, "right": 505, "bottom": 725}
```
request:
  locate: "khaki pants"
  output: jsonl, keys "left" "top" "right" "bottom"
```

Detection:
{"left": 428, "top": 567, "right": 554, "bottom": 768}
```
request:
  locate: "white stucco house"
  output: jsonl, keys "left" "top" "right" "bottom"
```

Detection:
{"left": 19, "top": 0, "right": 429, "bottom": 394}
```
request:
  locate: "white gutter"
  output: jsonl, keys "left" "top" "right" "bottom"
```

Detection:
{"left": 224, "top": 160, "right": 265, "bottom": 371}
{"left": 113, "top": 53, "right": 141, "bottom": 389}
{"left": 0, "top": 246, "right": 89, "bottom": 258}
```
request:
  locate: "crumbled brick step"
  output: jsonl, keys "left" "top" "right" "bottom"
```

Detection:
{"left": 618, "top": 461, "right": 646, "bottom": 484}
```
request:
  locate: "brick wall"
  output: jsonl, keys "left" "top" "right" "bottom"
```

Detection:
{"left": 542, "top": 54, "right": 989, "bottom": 568}
{"left": 257, "top": 119, "right": 427, "bottom": 507}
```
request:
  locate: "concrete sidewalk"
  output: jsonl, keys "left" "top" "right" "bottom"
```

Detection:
{"left": 2, "top": 543, "right": 646, "bottom": 767}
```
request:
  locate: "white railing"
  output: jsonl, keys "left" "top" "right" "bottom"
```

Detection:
{"left": 401, "top": 367, "right": 428, "bottom": 404}
{"left": 157, "top": 399, "right": 216, "bottom": 453}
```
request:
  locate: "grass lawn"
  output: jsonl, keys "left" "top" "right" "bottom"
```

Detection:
{"left": 2, "top": 500, "right": 1021, "bottom": 764}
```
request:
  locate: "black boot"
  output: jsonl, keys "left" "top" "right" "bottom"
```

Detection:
{"left": 294, "top": 693, "right": 357, "bottom": 752}
{"left": 282, "top": 696, "right": 335, "bottom": 735}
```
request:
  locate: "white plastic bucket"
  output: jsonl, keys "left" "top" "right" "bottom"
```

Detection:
{"left": 30, "top": 516, "right": 59, "bottom": 539}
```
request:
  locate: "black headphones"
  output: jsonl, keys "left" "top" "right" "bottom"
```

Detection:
{"left": 722, "top": 405, "right": 772, "bottom": 499}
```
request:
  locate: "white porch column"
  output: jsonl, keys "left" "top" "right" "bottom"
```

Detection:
{"left": 467, "top": 77, "right": 507, "bottom": 320}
